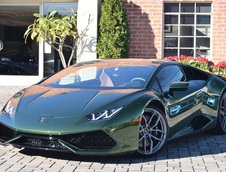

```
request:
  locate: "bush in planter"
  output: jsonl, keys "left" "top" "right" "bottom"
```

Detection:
{"left": 165, "top": 55, "right": 226, "bottom": 79}
{"left": 212, "top": 61, "right": 226, "bottom": 78}
{"left": 96, "top": 0, "right": 130, "bottom": 59}
{"left": 191, "top": 56, "right": 210, "bottom": 71}
{"left": 165, "top": 55, "right": 210, "bottom": 71}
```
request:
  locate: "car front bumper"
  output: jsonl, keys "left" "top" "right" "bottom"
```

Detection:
{"left": 0, "top": 115, "right": 140, "bottom": 156}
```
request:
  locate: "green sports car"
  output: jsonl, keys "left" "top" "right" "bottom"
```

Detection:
{"left": 0, "top": 59, "right": 226, "bottom": 156}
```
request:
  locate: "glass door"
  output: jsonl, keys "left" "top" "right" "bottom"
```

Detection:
{"left": 0, "top": 5, "right": 42, "bottom": 85}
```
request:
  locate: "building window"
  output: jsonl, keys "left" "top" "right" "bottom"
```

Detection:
{"left": 0, "top": 6, "right": 39, "bottom": 76}
{"left": 164, "top": 3, "right": 211, "bottom": 58}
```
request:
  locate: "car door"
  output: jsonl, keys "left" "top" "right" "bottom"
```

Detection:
{"left": 152, "top": 64, "right": 203, "bottom": 139}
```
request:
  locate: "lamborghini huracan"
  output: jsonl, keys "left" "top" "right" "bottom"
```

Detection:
{"left": 0, "top": 59, "right": 226, "bottom": 156}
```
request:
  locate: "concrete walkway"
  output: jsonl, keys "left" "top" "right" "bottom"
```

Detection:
{"left": 0, "top": 86, "right": 226, "bottom": 172}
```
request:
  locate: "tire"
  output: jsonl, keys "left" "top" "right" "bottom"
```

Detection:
{"left": 216, "top": 92, "right": 226, "bottom": 134}
{"left": 137, "top": 105, "right": 168, "bottom": 156}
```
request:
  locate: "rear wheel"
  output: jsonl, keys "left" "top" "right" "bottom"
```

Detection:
{"left": 138, "top": 106, "right": 168, "bottom": 156}
{"left": 216, "top": 92, "right": 226, "bottom": 134}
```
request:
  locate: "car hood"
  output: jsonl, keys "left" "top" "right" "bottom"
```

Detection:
{"left": 16, "top": 85, "right": 143, "bottom": 119}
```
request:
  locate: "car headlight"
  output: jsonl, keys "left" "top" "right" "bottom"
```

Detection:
{"left": 2, "top": 89, "right": 25, "bottom": 116}
{"left": 87, "top": 107, "right": 123, "bottom": 121}
{"left": 3, "top": 100, "right": 16, "bottom": 116}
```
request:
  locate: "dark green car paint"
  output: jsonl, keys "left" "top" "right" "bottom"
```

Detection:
{"left": 0, "top": 59, "right": 225, "bottom": 155}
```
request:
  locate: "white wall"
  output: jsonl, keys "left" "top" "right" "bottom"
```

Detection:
{"left": 76, "top": 0, "right": 100, "bottom": 63}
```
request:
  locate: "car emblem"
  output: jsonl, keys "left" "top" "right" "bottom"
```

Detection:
{"left": 29, "top": 138, "right": 43, "bottom": 147}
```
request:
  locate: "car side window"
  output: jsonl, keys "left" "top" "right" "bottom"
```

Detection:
{"left": 156, "top": 65, "right": 185, "bottom": 93}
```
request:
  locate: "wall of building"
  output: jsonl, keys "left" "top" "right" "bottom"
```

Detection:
{"left": 124, "top": 0, "right": 163, "bottom": 59}
{"left": 77, "top": 0, "right": 100, "bottom": 63}
{"left": 124, "top": 0, "right": 226, "bottom": 63}
{"left": 212, "top": 1, "right": 226, "bottom": 62}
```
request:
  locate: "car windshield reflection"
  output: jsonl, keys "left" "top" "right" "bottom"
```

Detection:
{"left": 43, "top": 65, "right": 157, "bottom": 89}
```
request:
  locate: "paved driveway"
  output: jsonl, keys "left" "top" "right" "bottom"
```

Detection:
{"left": 0, "top": 86, "right": 226, "bottom": 172}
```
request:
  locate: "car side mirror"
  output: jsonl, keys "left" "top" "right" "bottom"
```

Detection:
{"left": 168, "top": 81, "right": 189, "bottom": 98}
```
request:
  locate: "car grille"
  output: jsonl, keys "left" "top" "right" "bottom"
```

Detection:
{"left": 65, "top": 131, "right": 117, "bottom": 149}
{"left": 0, "top": 123, "right": 116, "bottom": 151}
{"left": 16, "top": 135, "right": 66, "bottom": 150}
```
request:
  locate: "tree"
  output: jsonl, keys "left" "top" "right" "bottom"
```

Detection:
{"left": 24, "top": 11, "right": 78, "bottom": 68}
{"left": 97, "top": 0, "right": 130, "bottom": 59}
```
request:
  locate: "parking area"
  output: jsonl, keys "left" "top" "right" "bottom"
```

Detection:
{"left": 0, "top": 86, "right": 226, "bottom": 172}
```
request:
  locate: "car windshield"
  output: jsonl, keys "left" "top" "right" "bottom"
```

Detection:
{"left": 42, "top": 63, "right": 157, "bottom": 89}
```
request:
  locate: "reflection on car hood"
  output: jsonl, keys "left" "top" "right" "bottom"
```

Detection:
{"left": 17, "top": 85, "right": 142, "bottom": 118}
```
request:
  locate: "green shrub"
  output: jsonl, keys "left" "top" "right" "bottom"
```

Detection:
{"left": 97, "top": 0, "right": 130, "bottom": 59}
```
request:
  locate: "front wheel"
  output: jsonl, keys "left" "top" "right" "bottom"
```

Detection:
{"left": 138, "top": 106, "right": 168, "bottom": 156}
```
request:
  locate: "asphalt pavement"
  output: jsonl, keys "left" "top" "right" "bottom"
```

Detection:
{"left": 0, "top": 86, "right": 226, "bottom": 172}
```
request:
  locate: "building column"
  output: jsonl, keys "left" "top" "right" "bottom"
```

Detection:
{"left": 76, "top": 0, "right": 101, "bottom": 63}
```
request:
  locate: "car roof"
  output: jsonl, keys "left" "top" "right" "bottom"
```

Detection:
{"left": 75, "top": 59, "right": 166, "bottom": 68}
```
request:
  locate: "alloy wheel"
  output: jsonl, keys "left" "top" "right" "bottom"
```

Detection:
{"left": 138, "top": 107, "right": 167, "bottom": 155}
{"left": 219, "top": 94, "right": 226, "bottom": 132}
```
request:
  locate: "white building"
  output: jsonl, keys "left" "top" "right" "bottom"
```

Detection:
{"left": 0, "top": 0, "right": 100, "bottom": 86}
